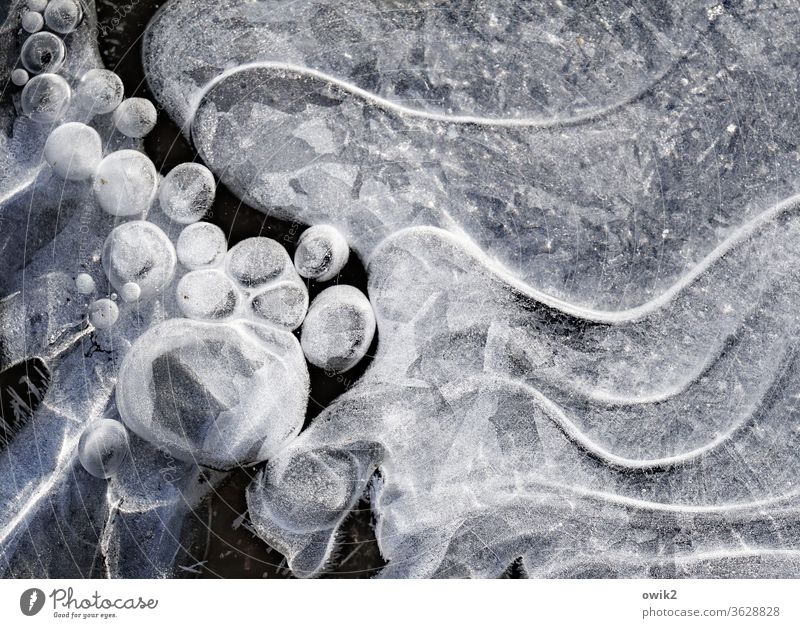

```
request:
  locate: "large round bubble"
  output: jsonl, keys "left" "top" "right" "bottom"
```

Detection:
{"left": 78, "top": 419, "right": 129, "bottom": 479}
{"left": 20, "top": 32, "right": 66, "bottom": 74}
{"left": 176, "top": 222, "right": 227, "bottom": 269}
{"left": 92, "top": 150, "right": 158, "bottom": 216}
{"left": 44, "top": 0, "right": 82, "bottom": 34}
{"left": 176, "top": 269, "right": 240, "bottom": 321}
{"left": 21, "top": 10, "right": 44, "bottom": 33}
{"left": 116, "top": 318, "right": 309, "bottom": 469}
{"left": 301, "top": 285, "right": 376, "bottom": 373}
{"left": 20, "top": 73, "right": 70, "bottom": 123}
{"left": 225, "top": 237, "right": 289, "bottom": 288}
{"left": 159, "top": 163, "right": 216, "bottom": 224}
{"left": 112, "top": 97, "right": 157, "bottom": 138}
{"left": 44, "top": 122, "right": 102, "bottom": 181}
{"left": 102, "top": 221, "right": 176, "bottom": 298}
{"left": 75, "top": 69, "right": 124, "bottom": 115}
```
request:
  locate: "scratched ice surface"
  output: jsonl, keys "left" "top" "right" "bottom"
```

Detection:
{"left": 3, "top": 0, "right": 800, "bottom": 579}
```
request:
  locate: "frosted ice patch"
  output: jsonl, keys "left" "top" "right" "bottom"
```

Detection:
{"left": 112, "top": 97, "right": 157, "bottom": 138}
{"left": 92, "top": 150, "right": 158, "bottom": 216}
{"left": 88, "top": 298, "right": 119, "bottom": 329}
{"left": 44, "top": 0, "right": 82, "bottom": 34}
{"left": 300, "top": 285, "right": 375, "bottom": 372}
{"left": 75, "top": 69, "right": 124, "bottom": 115}
{"left": 176, "top": 222, "right": 226, "bottom": 269}
{"left": 158, "top": 162, "right": 215, "bottom": 224}
{"left": 44, "top": 122, "right": 102, "bottom": 181}
{"left": 294, "top": 224, "right": 349, "bottom": 282}
{"left": 115, "top": 318, "right": 309, "bottom": 470}
{"left": 102, "top": 221, "right": 176, "bottom": 298}
{"left": 176, "top": 268, "right": 240, "bottom": 321}
{"left": 78, "top": 419, "right": 129, "bottom": 479}
{"left": 20, "top": 31, "right": 66, "bottom": 74}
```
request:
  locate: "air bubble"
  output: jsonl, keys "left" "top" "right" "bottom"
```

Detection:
{"left": 20, "top": 73, "right": 70, "bottom": 123}
{"left": 92, "top": 150, "right": 158, "bottom": 217}
{"left": 294, "top": 224, "right": 349, "bottom": 282}
{"left": 159, "top": 163, "right": 216, "bottom": 224}
{"left": 20, "top": 32, "right": 66, "bottom": 74}
{"left": 75, "top": 69, "right": 124, "bottom": 115}
{"left": 176, "top": 269, "right": 240, "bottom": 321}
{"left": 27, "top": 0, "right": 47, "bottom": 11}
{"left": 44, "top": 122, "right": 102, "bottom": 181}
{"left": 102, "top": 221, "right": 176, "bottom": 298}
{"left": 75, "top": 273, "right": 96, "bottom": 294}
{"left": 176, "top": 222, "right": 227, "bottom": 269}
{"left": 11, "top": 69, "right": 29, "bottom": 87}
{"left": 225, "top": 237, "right": 289, "bottom": 288}
{"left": 21, "top": 10, "right": 44, "bottom": 33}
{"left": 44, "top": 0, "right": 82, "bottom": 34}
{"left": 112, "top": 97, "right": 157, "bottom": 138}
{"left": 78, "top": 419, "right": 129, "bottom": 479}
{"left": 89, "top": 298, "right": 119, "bottom": 329}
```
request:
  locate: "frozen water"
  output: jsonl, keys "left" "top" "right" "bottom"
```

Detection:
{"left": 20, "top": 32, "right": 65, "bottom": 74}
{"left": 74, "top": 272, "right": 96, "bottom": 294}
{"left": 88, "top": 298, "right": 119, "bottom": 329}
{"left": 20, "top": 10, "right": 43, "bottom": 33}
{"left": 294, "top": 224, "right": 349, "bottom": 282}
{"left": 43, "top": 122, "right": 102, "bottom": 181}
{"left": 119, "top": 282, "right": 141, "bottom": 303}
{"left": 112, "top": 97, "right": 157, "bottom": 138}
{"left": 102, "top": 221, "right": 176, "bottom": 298}
{"left": 300, "top": 285, "right": 375, "bottom": 373}
{"left": 78, "top": 419, "right": 130, "bottom": 479}
{"left": 43, "top": 0, "right": 82, "bottom": 35}
{"left": 10, "top": 68, "right": 29, "bottom": 86}
{"left": 93, "top": 150, "right": 158, "bottom": 216}
{"left": 20, "top": 72, "right": 70, "bottom": 123}
{"left": 158, "top": 162, "right": 216, "bottom": 224}
{"left": 115, "top": 318, "right": 309, "bottom": 470}
{"left": 75, "top": 69, "right": 124, "bottom": 115}
{"left": 176, "top": 222, "right": 227, "bottom": 269}
{"left": 176, "top": 268, "right": 240, "bottom": 321}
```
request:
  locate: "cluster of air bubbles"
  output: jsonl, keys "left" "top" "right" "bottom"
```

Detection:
{"left": 78, "top": 419, "right": 129, "bottom": 479}
{"left": 159, "top": 163, "right": 216, "bottom": 223}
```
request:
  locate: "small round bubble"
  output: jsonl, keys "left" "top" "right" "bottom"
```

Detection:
{"left": 21, "top": 10, "right": 44, "bottom": 33}
{"left": 27, "top": 0, "right": 47, "bottom": 11}
{"left": 44, "top": 122, "right": 102, "bottom": 181}
{"left": 44, "top": 0, "right": 82, "bottom": 34}
{"left": 78, "top": 419, "right": 129, "bottom": 479}
{"left": 294, "top": 224, "right": 350, "bottom": 282}
{"left": 120, "top": 282, "right": 141, "bottom": 303}
{"left": 102, "top": 221, "right": 176, "bottom": 298}
{"left": 75, "top": 273, "right": 96, "bottom": 294}
{"left": 176, "top": 269, "right": 240, "bottom": 321}
{"left": 159, "top": 163, "right": 216, "bottom": 224}
{"left": 20, "top": 73, "right": 70, "bottom": 123}
{"left": 89, "top": 298, "right": 119, "bottom": 329}
{"left": 92, "top": 150, "right": 158, "bottom": 216}
{"left": 11, "top": 69, "right": 29, "bottom": 87}
{"left": 20, "top": 32, "right": 66, "bottom": 74}
{"left": 75, "top": 69, "right": 124, "bottom": 115}
{"left": 112, "top": 97, "right": 157, "bottom": 138}
{"left": 177, "top": 222, "right": 227, "bottom": 269}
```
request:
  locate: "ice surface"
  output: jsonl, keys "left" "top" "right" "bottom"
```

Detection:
{"left": 301, "top": 285, "right": 375, "bottom": 373}
{"left": 43, "top": 122, "right": 102, "bottom": 180}
{"left": 93, "top": 150, "right": 158, "bottom": 216}
{"left": 112, "top": 97, "right": 157, "bottom": 139}
{"left": 294, "top": 224, "right": 349, "bottom": 282}
{"left": 78, "top": 419, "right": 130, "bottom": 479}
{"left": 158, "top": 162, "right": 216, "bottom": 224}
{"left": 115, "top": 318, "right": 309, "bottom": 470}
{"left": 20, "top": 31, "right": 66, "bottom": 74}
